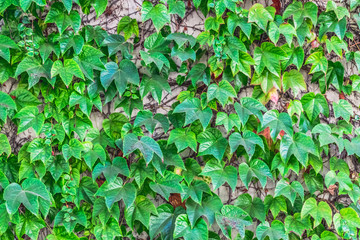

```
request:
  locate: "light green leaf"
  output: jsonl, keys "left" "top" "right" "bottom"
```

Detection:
{"left": 95, "top": 178, "right": 136, "bottom": 208}
{"left": 141, "top": 2, "right": 170, "bottom": 32}
{"left": 207, "top": 80, "right": 236, "bottom": 106}
{"left": 238, "top": 159, "right": 272, "bottom": 189}
{"left": 216, "top": 205, "right": 252, "bottom": 239}
{"left": 4, "top": 178, "right": 50, "bottom": 215}
{"left": 123, "top": 133, "right": 163, "bottom": 164}
{"left": 274, "top": 179, "right": 304, "bottom": 205}
{"left": 301, "top": 197, "right": 332, "bottom": 227}
{"left": 197, "top": 128, "right": 228, "bottom": 161}
{"left": 201, "top": 159, "right": 237, "bottom": 191}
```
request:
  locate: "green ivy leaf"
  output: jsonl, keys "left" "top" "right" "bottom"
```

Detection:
{"left": 300, "top": 92, "right": 329, "bottom": 121}
{"left": 280, "top": 132, "right": 316, "bottom": 166}
{"left": 168, "top": 128, "right": 197, "bottom": 153}
{"left": 15, "top": 57, "right": 52, "bottom": 88}
{"left": 95, "top": 177, "right": 136, "bottom": 208}
{"left": 73, "top": 45, "right": 105, "bottom": 80}
{"left": 93, "top": 157, "right": 130, "bottom": 182}
{"left": 325, "top": 170, "right": 352, "bottom": 194}
{"left": 100, "top": 60, "right": 139, "bottom": 94}
{"left": 149, "top": 204, "right": 185, "bottom": 240}
{"left": 123, "top": 133, "right": 163, "bottom": 164}
{"left": 284, "top": 213, "right": 311, "bottom": 236}
{"left": 62, "top": 138, "right": 84, "bottom": 160}
{"left": 248, "top": 4, "right": 274, "bottom": 31}
{"left": 197, "top": 128, "right": 228, "bottom": 161}
{"left": 301, "top": 197, "right": 332, "bottom": 227}
{"left": 261, "top": 110, "right": 293, "bottom": 141}
{"left": 234, "top": 97, "right": 267, "bottom": 125}
{"left": 253, "top": 42, "right": 287, "bottom": 77}
{"left": 282, "top": 1, "right": 318, "bottom": 28}
{"left": 207, "top": 80, "right": 236, "bottom": 106}
{"left": 125, "top": 195, "right": 157, "bottom": 229}
{"left": 181, "top": 180, "right": 211, "bottom": 205}
{"left": 264, "top": 195, "right": 287, "bottom": 218}
{"left": 274, "top": 179, "right": 304, "bottom": 205}
{"left": 256, "top": 220, "right": 288, "bottom": 240}
{"left": 117, "top": 16, "right": 139, "bottom": 40}
{"left": 140, "top": 74, "right": 171, "bottom": 104}
{"left": 51, "top": 59, "right": 84, "bottom": 86}
{"left": 333, "top": 99, "right": 353, "bottom": 122}
{"left": 134, "top": 110, "right": 169, "bottom": 134}
{"left": 0, "top": 134, "right": 11, "bottom": 157}
{"left": 44, "top": 2, "right": 81, "bottom": 34}
{"left": 94, "top": 217, "right": 121, "bottom": 240}
{"left": 174, "top": 214, "right": 208, "bottom": 240}
{"left": 15, "top": 211, "right": 46, "bottom": 240}
{"left": 235, "top": 193, "right": 266, "bottom": 222}
{"left": 186, "top": 194, "right": 223, "bottom": 227}
{"left": 0, "top": 35, "right": 19, "bottom": 62}
{"left": 173, "top": 98, "right": 213, "bottom": 129}
{"left": 229, "top": 131, "right": 264, "bottom": 159}
{"left": 141, "top": 2, "right": 170, "bottom": 32}
{"left": 54, "top": 207, "right": 87, "bottom": 232}
{"left": 4, "top": 178, "right": 50, "bottom": 215}
{"left": 282, "top": 69, "right": 306, "bottom": 97}
{"left": 201, "top": 159, "right": 237, "bottom": 191}
{"left": 216, "top": 205, "right": 252, "bottom": 239}
{"left": 238, "top": 159, "right": 271, "bottom": 189}
{"left": 149, "top": 171, "right": 183, "bottom": 200}
{"left": 14, "top": 106, "right": 44, "bottom": 135}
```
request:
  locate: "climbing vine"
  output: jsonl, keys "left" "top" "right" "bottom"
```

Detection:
{"left": 1, "top": 0, "right": 360, "bottom": 239}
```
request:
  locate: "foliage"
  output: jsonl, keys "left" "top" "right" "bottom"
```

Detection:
{"left": 0, "top": 0, "right": 360, "bottom": 239}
